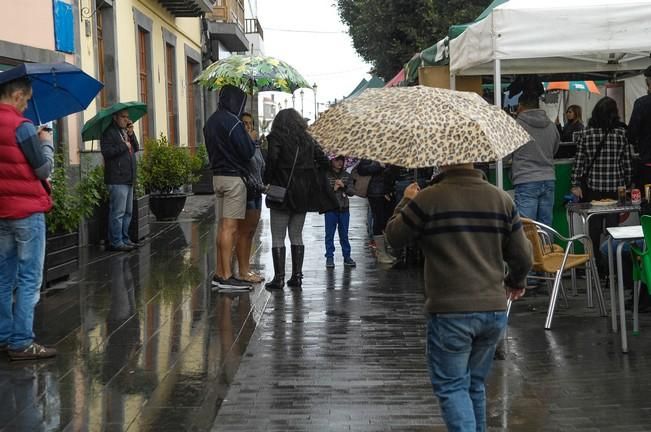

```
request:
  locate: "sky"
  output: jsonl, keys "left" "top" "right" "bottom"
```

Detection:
{"left": 257, "top": 0, "right": 372, "bottom": 113}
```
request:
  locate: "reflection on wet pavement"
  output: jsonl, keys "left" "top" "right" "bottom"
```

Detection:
{"left": 0, "top": 211, "right": 268, "bottom": 432}
{"left": 4, "top": 197, "right": 651, "bottom": 431}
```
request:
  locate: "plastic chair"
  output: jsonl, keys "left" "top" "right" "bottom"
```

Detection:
{"left": 628, "top": 215, "right": 651, "bottom": 335}
{"left": 521, "top": 218, "right": 608, "bottom": 329}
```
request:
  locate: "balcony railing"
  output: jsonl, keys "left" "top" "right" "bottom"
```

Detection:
{"left": 245, "top": 18, "right": 263, "bottom": 40}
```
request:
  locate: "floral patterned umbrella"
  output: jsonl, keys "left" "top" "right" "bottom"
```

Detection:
{"left": 309, "top": 86, "right": 531, "bottom": 168}
{"left": 195, "top": 54, "right": 311, "bottom": 94}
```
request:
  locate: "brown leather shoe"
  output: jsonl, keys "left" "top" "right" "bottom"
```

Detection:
{"left": 8, "top": 343, "right": 57, "bottom": 361}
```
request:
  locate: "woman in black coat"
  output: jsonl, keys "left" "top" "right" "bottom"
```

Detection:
{"left": 263, "top": 108, "right": 335, "bottom": 290}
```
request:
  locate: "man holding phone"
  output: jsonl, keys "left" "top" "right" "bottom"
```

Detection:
{"left": 0, "top": 76, "right": 57, "bottom": 360}
{"left": 100, "top": 110, "right": 139, "bottom": 251}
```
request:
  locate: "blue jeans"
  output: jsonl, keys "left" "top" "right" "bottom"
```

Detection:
{"left": 514, "top": 180, "right": 555, "bottom": 226}
{"left": 0, "top": 213, "right": 46, "bottom": 350}
{"left": 108, "top": 184, "right": 134, "bottom": 247}
{"left": 324, "top": 210, "right": 351, "bottom": 259}
{"left": 427, "top": 311, "right": 508, "bottom": 432}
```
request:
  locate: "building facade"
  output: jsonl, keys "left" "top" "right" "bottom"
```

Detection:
{"left": 0, "top": 0, "right": 269, "bottom": 158}
{"left": 0, "top": 0, "right": 82, "bottom": 164}
{"left": 79, "top": 0, "right": 210, "bottom": 149}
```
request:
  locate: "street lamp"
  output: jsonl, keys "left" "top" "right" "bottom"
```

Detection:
{"left": 312, "top": 83, "right": 318, "bottom": 120}
{"left": 300, "top": 89, "right": 305, "bottom": 117}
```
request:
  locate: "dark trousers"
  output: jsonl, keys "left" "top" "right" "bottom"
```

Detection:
{"left": 368, "top": 196, "right": 395, "bottom": 236}
{"left": 583, "top": 189, "right": 618, "bottom": 265}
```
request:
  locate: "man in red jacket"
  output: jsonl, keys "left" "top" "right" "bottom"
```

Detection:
{"left": 0, "top": 76, "right": 57, "bottom": 360}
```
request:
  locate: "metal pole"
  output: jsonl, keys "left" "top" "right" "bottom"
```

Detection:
{"left": 300, "top": 90, "right": 304, "bottom": 117}
{"left": 313, "top": 85, "right": 318, "bottom": 120}
{"left": 494, "top": 59, "right": 503, "bottom": 190}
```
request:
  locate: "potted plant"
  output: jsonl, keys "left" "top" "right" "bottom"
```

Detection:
{"left": 45, "top": 154, "right": 101, "bottom": 288}
{"left": 191, "top": 144, "right": 214, "bottom": 195}
{"left": 84, "top": 164, "right": 151, "bottom": 245}
{"left": 129, "top": 165, "right": 151, "bottom": 240}
{"left": 83, "top": 164, "right": 109, "bottom": 245}
{"left": 140, "top": 134, "right": 202, "bottom": 221}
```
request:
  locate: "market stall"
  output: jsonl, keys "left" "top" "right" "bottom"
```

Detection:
{"left": 447, "top": 0, "right": 651, "bottom": 201}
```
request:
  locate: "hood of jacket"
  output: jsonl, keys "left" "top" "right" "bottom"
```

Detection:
{"left": 218, "top": 85, "right": 247, "bottom": 116}
{"left": 517, "top": 109, "right": 552, "bottom": 129}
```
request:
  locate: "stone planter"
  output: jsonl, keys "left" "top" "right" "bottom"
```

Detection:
{"left": 129, "top": 194, "right": 151, "bottom": 240}
{"left": 44, "top": 231, "right": 79, "bottom": 289}
{"left": 87, "top": 194, "right": 151, "bottom": 245}
{"left": 87, "top": 200, "right": 109, "bottom": 245}
{"left": 192, "top": 167, "right": 214, "bottom": 195}
{"left": 149, "top": 193, "right": 187, "bottom": 221}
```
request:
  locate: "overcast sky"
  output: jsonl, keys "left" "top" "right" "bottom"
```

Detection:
{"left": 258, "top": 0, "right": 372, "bottom": 106}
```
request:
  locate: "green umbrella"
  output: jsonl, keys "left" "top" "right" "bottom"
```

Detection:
{"left": 81, "top": 101, "right": 148, "bottom": 141}
{"left": 194, "top": 54, "right": 311, "bottom": 94}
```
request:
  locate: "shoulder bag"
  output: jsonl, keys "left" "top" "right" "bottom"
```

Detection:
{"left": 579, "top": 129, "right": 609, "bottom": 195}
{"left": 267, "top": 147, "right": 299, "bottom": 203}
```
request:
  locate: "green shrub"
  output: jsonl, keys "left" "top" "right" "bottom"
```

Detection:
{"left": 196, "top": 143, "right": 209, "bottom": 167}
{"left": 46, "top": 154, "right": 104, "bottom": 234}
{"left": 140, "top": 134, "right": 202, "bottom": 194}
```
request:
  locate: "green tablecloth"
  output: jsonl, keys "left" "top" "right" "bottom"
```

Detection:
{"left": 488, "top": 160, "right": 573, "bottom": 245}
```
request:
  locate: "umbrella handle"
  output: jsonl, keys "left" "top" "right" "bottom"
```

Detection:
{"left": 29, "top": 99, "right": 42, "bottom": 125}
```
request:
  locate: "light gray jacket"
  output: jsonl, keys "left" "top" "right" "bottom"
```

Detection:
{"left": 511, "top": 109, "right": 560, "bottom": 185}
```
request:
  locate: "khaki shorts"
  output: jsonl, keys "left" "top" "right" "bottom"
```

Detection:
{"left": 213, "top": 176, "right": 247, "bottom": 220}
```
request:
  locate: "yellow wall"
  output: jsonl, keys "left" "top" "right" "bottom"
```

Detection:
{"left": 79, "top": 0, "right": 202, "bottom": 148}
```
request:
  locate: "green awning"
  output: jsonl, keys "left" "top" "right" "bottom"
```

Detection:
{"left": 403, "top": 0, "right": 510, "bottom": 85}
{"left": 448, "top": 0, "right": 509, "bottom": 39}
{"left": 346, "top": 75, "right": 385, "bottom": 99}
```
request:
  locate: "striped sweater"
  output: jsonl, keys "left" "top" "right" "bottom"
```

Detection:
{"left": 385, "top": 169, "right": 532, "bottom": 314}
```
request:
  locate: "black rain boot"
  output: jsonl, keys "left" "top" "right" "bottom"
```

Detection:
{"left": 265, "top": 247, "right": 285, "bottom": 290}
{"left": 286, "top": 245, "right": 305, "bottom": 289}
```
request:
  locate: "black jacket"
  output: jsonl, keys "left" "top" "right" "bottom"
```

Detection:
{"left": 357, "top": 160, "right": 392, "bottom": 197}
{"left": 628, "top": 94, "right": 651, "bottom": 163}
{"left": 203, "top": 85, "right": 255, "bottom": 176}
{"left": 263, "top": 132, "right": 336, "bottom": 213}
{"left": 100, "top": 124, "right": 139, "bottom": 185}
{"left": 557, "top": 120, "right": 584, "bottom": 143}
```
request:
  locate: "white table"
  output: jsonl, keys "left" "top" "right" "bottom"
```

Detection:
{"left": 606, "top": 225, "right": 643, "bottom": 353}
{"left": 567, "top": 203, "right": 640, "bottom": 301}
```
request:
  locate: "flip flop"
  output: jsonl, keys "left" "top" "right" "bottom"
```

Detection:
{"left": 238, "top": 272, "right": 265, "bottom": 284}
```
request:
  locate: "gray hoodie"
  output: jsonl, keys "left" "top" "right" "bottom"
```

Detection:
{"left": 511, "top": 109, "right": 560, "bottom": 185}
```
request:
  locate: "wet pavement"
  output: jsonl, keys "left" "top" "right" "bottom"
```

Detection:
{"left": 3, "top": 196, "right": 651, "bottom": 431}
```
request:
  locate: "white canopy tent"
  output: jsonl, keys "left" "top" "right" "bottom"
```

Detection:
{"left": 448, "top": 0, "right": 651, "bottom": 187}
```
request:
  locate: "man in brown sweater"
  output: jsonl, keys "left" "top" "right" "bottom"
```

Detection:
{"left": 385, "top": 163, "right": 532, "bottom": 432}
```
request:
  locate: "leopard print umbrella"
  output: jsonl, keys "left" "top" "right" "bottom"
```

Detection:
{"left": 309, "top": 86, "right": 532, "bottom": 168}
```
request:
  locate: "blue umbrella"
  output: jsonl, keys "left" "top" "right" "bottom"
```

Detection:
{"left": 0, "top": 62, "right": 103, "bottom": 124}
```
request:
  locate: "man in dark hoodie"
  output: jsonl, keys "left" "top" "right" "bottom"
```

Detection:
{"left": 203, "top": 85, "right": 256, "bottom": 291}
{"left": 628, "top": 66, "right": 651, "bottom": 187}
{"left": 511, "top": 92, "right": 560, "bottom": 226}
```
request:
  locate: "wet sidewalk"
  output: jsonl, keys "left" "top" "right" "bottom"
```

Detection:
{"left": 2, "top": 196, "right": 651, "bottom": 431}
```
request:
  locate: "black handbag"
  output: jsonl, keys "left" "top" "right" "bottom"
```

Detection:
{"left": 266, "top": 147, "right": 299, "bottom": 203}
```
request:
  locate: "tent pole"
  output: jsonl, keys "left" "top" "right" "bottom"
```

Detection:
{"left": 494, "top": 59, "right": 503, "bottom": 190}
{"left": 450, "top": 73, "right": 456, "bottom": 91}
